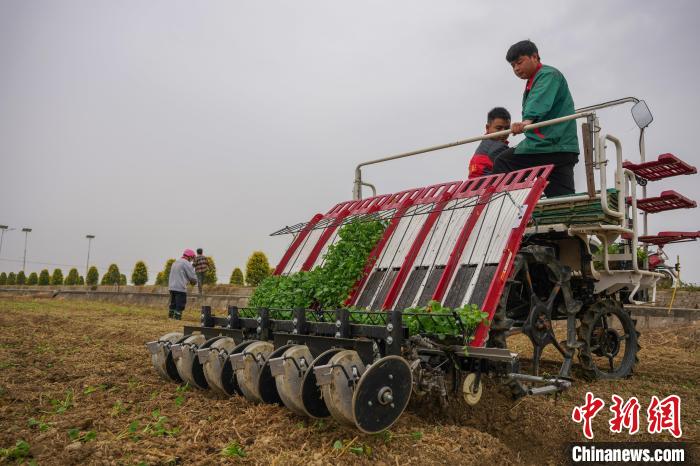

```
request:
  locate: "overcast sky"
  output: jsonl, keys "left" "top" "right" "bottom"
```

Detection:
{"left": 1, "top": 1, "right": 699, "bottom": 285}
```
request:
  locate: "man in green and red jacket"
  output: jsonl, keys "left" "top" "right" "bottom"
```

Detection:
{"left": 493, "top": 40, "right": 579, "bottom": 197}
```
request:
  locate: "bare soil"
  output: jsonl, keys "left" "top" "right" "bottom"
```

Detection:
{"left": 0, "top": 298, "right": 697, "bottom": 465}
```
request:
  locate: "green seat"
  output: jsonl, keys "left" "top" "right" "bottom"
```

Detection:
{"left": 532, "top": 189, "right": 619, "bottom": 226}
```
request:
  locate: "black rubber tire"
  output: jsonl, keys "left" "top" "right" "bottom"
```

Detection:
{"left": 577, "top": 299, "right": 640, "bottom": 380}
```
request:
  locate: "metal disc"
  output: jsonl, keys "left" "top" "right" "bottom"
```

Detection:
{"left": 232, "top": 341, "right": 274, "bottom": 403}
{"left": 256, "top": 344, "right": 294, "bottom": 404}
{"left": 320, "top": 350, "right": 365, "bottom": 426}
{"left": 147, "top": 332, "right": 184, "bottom": 383}
{"left": 272, "top": 345, "right": 314, "bottom": 416}
{"left": 462, "top": 373, "right": 482, "bottom": 406}
{"left": 227, "top": 340, "right": 257, "bottom": 396}
{"left": 352, "top": 355, "right": 412, "bottom": 434}
{"left": 173, "top": 334, "right": 209, "bottom": 389}
{"left": 300, "top": 348, "right": 343, "bottom": 418}
{"left": 201, "top": 337, "right": 238, "bottom": 397}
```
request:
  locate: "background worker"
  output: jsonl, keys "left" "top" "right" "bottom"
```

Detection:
{"left": 168, "top": 249, "right": 198, "bottom": 320}
{"left": 193, "top": 248, "right": 209, "bottom": 295}
{"left": 468, "top": 107, "right": 511, "bottom": 178}
{"left": 492, "top": 40, "right": 579, "bottom": 197}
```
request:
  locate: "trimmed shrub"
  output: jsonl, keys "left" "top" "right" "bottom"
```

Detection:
{"left": 101, "top": 264, "right": 121, "bottom": 285}
{"left": 245, "top": 251, "right": 271, "bottom": 286}
{"left": 16, "top": 271, "right": 26, "bottom": 285}
{"left": 50, "top": 269, "right": 64, "bottom": 285}
{"left": 38, "top": 269, "right": 50, "bottom": 286}
{"left": 64, "top": 268, "right": 80, "bottom": 285}
{"left": 131, "top": 261, "right": 148, "bottom": 286}
{"left": 78, "top": 275, "right": 85, "bottom": 285}
{"left": 0, "top": 272, "right": 6, "bottom": 285}
{"left": 27, "top": 272, "right": 38, "bottom": 285}
{"left": 204, "top": 257, "right": 217, "bottom": 284}
{"left": 86, "top": 266, "right": 99, "bottom": 286}
{"left": 229, "top": 268, "right": 244, "bottom": 285}
{"left": 7, "top": 272, "right": 16, "bottom": 285}
{"left": 119, "top": 274, "right": 127, "bottom": 286}
{"left": 155, "top": 259, "right": 175, "bottom": 286}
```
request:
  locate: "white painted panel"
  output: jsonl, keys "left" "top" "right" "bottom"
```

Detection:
{"left": 376, "top": 205, "right": 423, "bottom": 269}
{"left": 285, "top": 228, "right": 324, "bottom": 274}
{"left": 458, "top": 188, "right": 530, "bottom": 306}
{"left": 407, "top": 197, "right": 479, "bottom": 308}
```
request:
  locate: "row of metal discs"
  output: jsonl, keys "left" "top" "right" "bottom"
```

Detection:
{"left": 148, "top": 332, "right": 413, "bottom": 434}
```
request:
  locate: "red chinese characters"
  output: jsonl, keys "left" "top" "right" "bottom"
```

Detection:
{"left": 609, "top": 394, "right": 641, "bottom": 434}
{"left": 572, "top": 391, "right": 606, "bottom": 439}
{"left": 647, "top": 395, "right": 682, "bottom": 438}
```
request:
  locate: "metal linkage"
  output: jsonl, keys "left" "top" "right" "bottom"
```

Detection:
{"left": 186, "top": 305, "right": 408, "bottom": 363}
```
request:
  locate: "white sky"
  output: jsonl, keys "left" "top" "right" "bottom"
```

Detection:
{"left": 1, "top": 1, "right": 699, "bottom": 284}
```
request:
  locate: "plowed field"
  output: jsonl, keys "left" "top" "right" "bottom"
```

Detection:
{"left": 0, "top": 298, "right": 697, "bottom": 465}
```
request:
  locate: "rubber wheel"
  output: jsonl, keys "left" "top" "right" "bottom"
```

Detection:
{"left": 577, "top": 299, "right": 640, "bottom": 379}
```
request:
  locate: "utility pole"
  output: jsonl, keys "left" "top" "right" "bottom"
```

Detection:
{"left": 85, "top": 235, "right": 95, "bottom": 279}
{"left": 21, "top": 228, "right": 32, "bottom": 272}
{"left": 0, "top": 225, "right": 9, "bottom": 260}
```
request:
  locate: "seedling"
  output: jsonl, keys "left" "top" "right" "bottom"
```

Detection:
{"left": 143, "top": 410, "right": 179, "bottom": 437}
{"left": 221, "top": 441, "right": 246, "bottom": 458}
{"left": 0, "top": 440, "right": 31, "bottom": 461}
{"left": 27, "top": 418, "right": 51, "bottom": 432}
{"left": 49, "top": 389, "right": 73, "bottom": 414}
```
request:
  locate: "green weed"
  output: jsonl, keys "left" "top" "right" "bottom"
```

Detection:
{"left": 49, "top": 389, "right": 73, "bottom": 414}
{"left": 0, "top": 440, "right": 31, "bottom": 461}
{"left": 27, "top": 418, "right": 51, "bottom": 432}
{"left": 67, "top": 428, "right": 96, "bottom": 442}
{"left": 221, "top": 441, "right": 246, "bottom": 458}
{"left": 143, "top": 410, "right": 179, "bottom": 437}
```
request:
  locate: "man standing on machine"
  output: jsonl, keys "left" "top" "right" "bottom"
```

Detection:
{"left": 492, "top": 40, "right": 579, "bottom": 197}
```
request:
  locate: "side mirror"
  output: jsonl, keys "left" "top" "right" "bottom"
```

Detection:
{"left": 631, "top": 100, "right": 653, "bottom": 129}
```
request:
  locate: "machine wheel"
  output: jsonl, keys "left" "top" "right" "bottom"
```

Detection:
{"left": 487, "top": 245, "right": 581, "bottom": 378}
{"left": 352, "top": 355, "right": 412, "bottom": 434}
{"left": 271, "top": 345, "right": 314, "bottom": 416}
{"left": 318, "top": 350, "right": 365, "bottom": 426}
{"left": 578, "top": 299, "right": 640, "bottom": 379}
{"left": 200, "top": 337, "right": 238, "bottom": 397}
{"left": 231, "top": 341, "right": 274, "bottom": 403}
{"left": 462, "top": 372, "right": 483, "bottom": 406}
{"left": 172, "top": 334, "right": 209, "bottom": 389}
{"left": 300, "top": 348, "right": 343, "bottom": 418}
{"left": 256, "top": 344, "right": 295, "bottom": 404}
{"left": 147, "top": 332, "right": 185, "bottom": 383}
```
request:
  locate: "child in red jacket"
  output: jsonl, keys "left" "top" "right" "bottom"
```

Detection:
{"left": 468, "top": 107, "right": 511, "bottom": 178}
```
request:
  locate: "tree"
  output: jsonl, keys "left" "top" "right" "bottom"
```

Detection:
{"left": 86, "top": 266, "right": 99, "bottom": 286}
{"left": 245, "top": 251, "right": 271, "bottom": 286}
{"left": 204, "top": 257, "right": 217, "bottom": 284}
{"left": 78, "top": 275, "right": 85, "bottom": 285}
{"left": 38, "top": 269, "right": 50, "bottom": 286}
{"left": 7, "top": 272, "right": 16, "bottom": 285}
{"left": 131, "top": 261, "right": 148, "bottom": 285}
{"left": 16, "top": 271, "right": 26, "bottom": 285}
{"left": 101, "top": 264, "right": 121, "bottom": 285}
{"left": 156, "top": 259, "right": 175, "bottom": 286}
{"left": 119, "top": 274, "right": 127, "bottom": 286}
{"left": 51, "top": 269, "right": 64, "bottom": 285}
{"left": 0, "top": 272, "right": 6, "bottom": 285}
{"left": 27, "top": 272, "right": 38, "bottom": 285}
{"left": 229, "top": 267, "right": 244, "bottom": 285}
{"left": 64, "top": 268, "right": 80, "bottom": 285}
{"left": 155, "top": 271, "right": 164, "bottom": 287}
